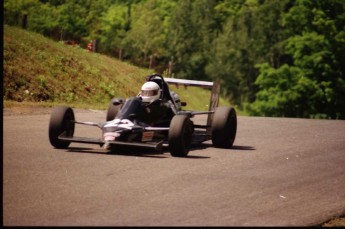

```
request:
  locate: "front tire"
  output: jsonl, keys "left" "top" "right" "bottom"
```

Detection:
{"left": 168, "top": 115, "right": 193, "bottom": 157}
{"left": 211, "top": 106, "right": 237, "bottom": 148}
{"left": 49, "top": 106, "right": 75, "bottom": 149}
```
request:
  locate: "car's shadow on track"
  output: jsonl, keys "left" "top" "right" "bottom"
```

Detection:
{"left": 66, "top": 143, "right": 255, "bottom": 158}
{"left": 67, "top": 146, "right": 169, "bottom": 158}
{"left": 232, "top": 145, "right": 256, "bottom": 151}
{"left": 66, "top": 145, "right": 211, "bottom": 159}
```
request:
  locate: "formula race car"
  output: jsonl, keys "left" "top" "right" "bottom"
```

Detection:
{"left": 48, "top": 74, "right": 237, "bottom": 157}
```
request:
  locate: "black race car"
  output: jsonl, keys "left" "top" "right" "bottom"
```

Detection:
{"left": 48, "top": 74, "right": 237, "bottom": 157}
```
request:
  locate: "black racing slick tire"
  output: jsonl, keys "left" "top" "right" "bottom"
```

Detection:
{"left": 211, "top": 106, "right": 237, "bottom": 148}
{"left": 168, "top": 115, "right": 193, "bottom": 157}
{"left": 49, "top": 106, "right": 75, "bottom": 149}
{"left": 106, "top": 98, "right": 123, "bottom": 121}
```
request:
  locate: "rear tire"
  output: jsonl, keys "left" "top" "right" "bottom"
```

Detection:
{"left": 211, "top": 106, "right": 237, "bottom": 148}
{"left": 168, "top": 115, "right": 193, "bottom": 157}
{"left": 106, "top": 98, "right": 123, "bottom": 121}
{"left": 49, "top": 106, "right": 75, "bottom": 149}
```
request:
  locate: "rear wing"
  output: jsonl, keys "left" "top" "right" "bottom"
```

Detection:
{"left": 164, "top": 78, "right": 214, "bottom": 89}
{"left": 164, "top": 77, "right": 220, "bottom": 135}
{"left": 164, "top": 77, "right": 220, "bottom": 112}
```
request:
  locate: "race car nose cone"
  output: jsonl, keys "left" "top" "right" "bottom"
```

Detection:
{"left": 104, "top": 132, "right": 120, "bottom": 141}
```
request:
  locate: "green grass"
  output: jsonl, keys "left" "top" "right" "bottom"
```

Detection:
{"left": 3, "top": 25, "right": 235, "bottom": 112}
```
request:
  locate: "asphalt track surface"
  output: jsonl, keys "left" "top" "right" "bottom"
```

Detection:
{"left": 3, "top": 109, "right": 345, "bottom": 226}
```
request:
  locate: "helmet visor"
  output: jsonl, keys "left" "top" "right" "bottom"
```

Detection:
{"left": 141, "top": 89, "right": 159, "bottom": 97}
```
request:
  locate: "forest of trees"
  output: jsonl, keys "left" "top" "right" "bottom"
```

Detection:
{"left": 4, "top": 0, "right": 345, "bottom": 119}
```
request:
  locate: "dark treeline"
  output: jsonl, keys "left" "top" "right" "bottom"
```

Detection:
{"left": 4, "top": 0, "right": 345, "bottom": 119}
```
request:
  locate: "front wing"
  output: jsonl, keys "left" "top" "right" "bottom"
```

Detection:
{"left": 58, "top": 129, "right": 210, "bottom": 151}
{"left": 58, "top": 135, "right": 164, "bottom": 150}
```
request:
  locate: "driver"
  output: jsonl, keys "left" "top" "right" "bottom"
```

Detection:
{"left": 139, "top": 81, "right": 161, "bottom": 103}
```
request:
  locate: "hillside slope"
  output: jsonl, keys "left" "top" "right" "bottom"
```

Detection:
{"left": 3, "top": 25, "right": 150, "bottom": 108}
{"left": 3, "top": 25, "right": 230, "bottom": 110}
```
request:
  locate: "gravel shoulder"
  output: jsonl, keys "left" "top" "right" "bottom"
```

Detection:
{"left": 3, "top": 105, "right": 99, "bottom": 116}
{"left": 3, "top": 106, "right": 53, "bottom": 116}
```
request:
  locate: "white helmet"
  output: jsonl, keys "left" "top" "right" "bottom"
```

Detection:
{"left": 140, "top": 81, "right": 161, "bottom": 103}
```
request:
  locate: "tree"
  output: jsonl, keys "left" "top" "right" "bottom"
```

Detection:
{"left": 97, "top": 3, "right": 128, "bottom": 55}
{"left": 206, "top": 0, "right": 290, "bottom": 106}
{"left": 247, "top": 0, "right": 345, "bottom": 119}
{"left": 55, "top": 1, "right": 89, "bottom": 42}
{"left": 124, "top": 0, "right": 175, "bottom": 67}
{"left": 4, "top": 0, "right": 345, "bottom": 118}
{"left": 167, "top": 0, "right": 221, "bottom": 80}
